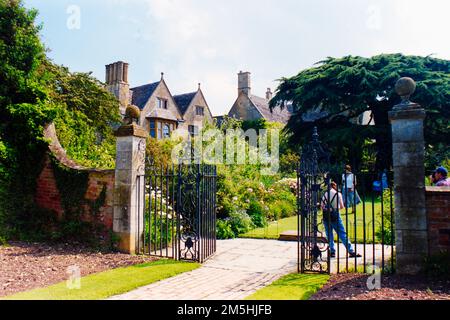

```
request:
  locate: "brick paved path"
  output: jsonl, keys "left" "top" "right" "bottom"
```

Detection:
{"left": 109, "top": 239, "right": 297, "bottom": 300}
{"left": 109, "top": 239, "right": 392, "bottom": 300}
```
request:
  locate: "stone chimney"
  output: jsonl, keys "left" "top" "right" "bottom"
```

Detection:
{"left": 266, "top": 88, "right": 273, "bottom": 101}
{"left": 106, "top": 61, "right": 130, "bottom": 116}
{"left": 238, "top": 71, "right": 251, "bottom": 96}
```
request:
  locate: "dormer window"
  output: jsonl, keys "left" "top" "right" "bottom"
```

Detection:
{"left": 157, "top": 98, "right": 168, "bottom": 109}
{"left": 196, "top": 106, "right": 204, "bottom": 116}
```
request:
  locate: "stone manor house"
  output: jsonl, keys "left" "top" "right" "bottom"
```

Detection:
{"left": 106, "top": 61, "right": 297, "bottom": 139}
{"left": 226, "top": 71, "right": 292, "bottom": 124}
{"left": 105, "top": 61, "right": 213, "bottom": 139}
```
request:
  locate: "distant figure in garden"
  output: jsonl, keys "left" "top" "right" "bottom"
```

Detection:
{"left": 431, "top": 166, "right": 450, "bottom": 187}
{"left": 321, "top": 182, "right": 361, "bottom": 259}
{"left": 342, "top": 165, "right": 361, "bottom": 209}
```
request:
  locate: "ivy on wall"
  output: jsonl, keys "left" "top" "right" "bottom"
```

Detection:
{"left": 50, "top": 156, "right": 111, "bottom": 247}
{"left": 0, "top": 1, "right": 119, "bottom": 244}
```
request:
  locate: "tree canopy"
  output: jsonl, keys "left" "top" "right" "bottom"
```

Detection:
{"left": 270, "top": 54, "right": 450, "bottom": 171}
{"left": 0, "top": 0, "right": 120, "bottom": 240}
{"left": 0, "top": 0, "right": 54, "bottom": 239}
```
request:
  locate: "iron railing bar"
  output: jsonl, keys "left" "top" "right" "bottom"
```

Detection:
{"left": 196, "top": 163, "right": 201, "bottom": 263}
{"left": 390, "top": 172, "right": 394, "bottom": 273}
{"left": 165, "top": 166, "right": 169, "bottom": 258}
{"left": 372, "top": 177, "right": 376, "bottom": 273}
{"left": 354, "top": 173, "right": 357, "bottom": 270}
{"left": 159, "top": 165, "right": 163, "bottom": 257}
{"left": 362, "top": 173, "right": 367, "bottom": 274}
{"left": 344, "top": 171, "right": 349, "bottom": 273}
{"left": 380, "top": 171, "right": 385, "bottom": 272}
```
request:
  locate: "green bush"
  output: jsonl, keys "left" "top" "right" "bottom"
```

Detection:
{"left": 0, "top": 1, "right": 121, "bottom": 243}
{"left": 216, "top": 219, "right": 235, "bottom": 240}
{"left": 274, "top": 199, "right": 297, "bottom": 219}
{"left": 0, "top": 234, "right": 7, "bottom": 246}
{"left": 375, "top": 189, "right": 395, "bottom": 245}
{"left": 144, "top": 194, "right": 174, "bottom": 249}
{"left": 54, "top": 108, "right": 116, "bottom": 169}
{"left": 229, "top": 210, "right": 255, "bottom": 236}
{"left": 145, "top": 213, "right": 174, "bottom": 250}
{"left": 247, "top": 200, "right": 267, "bottom": 228}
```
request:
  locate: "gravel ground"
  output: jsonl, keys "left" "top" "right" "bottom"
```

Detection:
{"left": 0, "top": 241, "right": 157, "bottom": 298}
{"left": 310, "top": 273, "right": 450, "bottom": 300}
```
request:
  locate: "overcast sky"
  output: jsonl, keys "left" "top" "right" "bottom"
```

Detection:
{"left": 25, "top": 0, "right": 450, "bottom": 116}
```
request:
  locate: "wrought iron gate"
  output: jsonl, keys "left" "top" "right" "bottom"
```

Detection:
{"left": 137, "top": 159, "right": 217, "bottom": 263}
{"left": 297, "top": 128, "right": 331, "bottom": 274}
{"left": 297, "top": 128, "right": 395, "bottom": 274}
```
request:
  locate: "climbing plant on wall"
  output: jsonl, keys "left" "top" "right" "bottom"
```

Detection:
{"left": 0, "top": 1, "right": 119, "bottom": 242}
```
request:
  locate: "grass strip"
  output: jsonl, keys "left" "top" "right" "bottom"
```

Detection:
{"left": 3, "top": 259, "right": 200, "bottom": 300}
{"left": 245, "top": 273, "right": 330, "bottom": 300}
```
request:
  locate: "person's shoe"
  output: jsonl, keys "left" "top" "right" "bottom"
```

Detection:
{"left": 349, "top": 252, "right": 362, "bottom": 258}
{"left": 330, "top": 252, "right": 336, "bottom": 258}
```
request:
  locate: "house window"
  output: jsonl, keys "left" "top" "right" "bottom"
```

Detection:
{"left": 157, "top": 121, "right": 162, "bottom": 139}
{"left": 196, "top": 106, "right": 204, "bottom": 116}
{"left": 157, "top": 98, "right": 168, "bottom": 109}
{"left": 188, "top": 125, "right": 199, "bottom": 137}
{"left": 163, "top": 124, "right": 170, "bottom": 138}
{"left": 149, "top": 120, "right": 176, "bottom": 140}
{"left": 149, "top": 120, "right": 156, "bottom": 138}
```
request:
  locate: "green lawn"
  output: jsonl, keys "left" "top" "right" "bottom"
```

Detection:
{"left": 245, "top": 273, "right": 330, "bottom": 300}
{"left": 240, "top": 200, "right": 387, "bottom": 244}
{"left": 2, "top": 259, "right": 200, "bottom": 300}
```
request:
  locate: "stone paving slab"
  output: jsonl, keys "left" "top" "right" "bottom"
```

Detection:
{"left": 109, "top": 239, "right": 392, "bottom": 300}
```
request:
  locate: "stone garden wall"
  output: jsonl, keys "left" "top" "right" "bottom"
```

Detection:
{"left": 426, "top": 187, "right": 450, "bottom": 255}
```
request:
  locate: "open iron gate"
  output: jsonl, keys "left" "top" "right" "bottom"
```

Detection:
{"left": 297, "top": 128, "right": 331, "bottom": 274}
{"left": 297, "top": 128, "right": 395, "bottom": 274}
{"left": 137, "top": 159, "right": 217, "bottom": 263}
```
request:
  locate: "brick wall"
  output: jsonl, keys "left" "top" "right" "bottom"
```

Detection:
{"left": 35, "top": 156, "right": 64, "bottom": 218}
{"left": 34, "top": 123, "right": 115, "bottom": 241}
{"left": 35, "top": 154, "right": 115, "bottom": 235}
{"left": 426, "top": 186, "right": 450, "bottom": 255}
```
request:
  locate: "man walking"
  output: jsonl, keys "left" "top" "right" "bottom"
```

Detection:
{"left": 342, "top": 165, "right": 361, "bottom": 209}
{"left": 322, "top": 182, "right": 361, "bottom": 259}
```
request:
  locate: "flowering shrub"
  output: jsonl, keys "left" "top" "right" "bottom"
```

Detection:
{"left": 216, "top": 163, "right": 297, "bottom": 239}
{"left": 145, "top": 189, "right": 175, "bottom": 248}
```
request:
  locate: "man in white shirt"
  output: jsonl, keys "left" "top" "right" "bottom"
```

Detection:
{"left": 342, "top": 165, "right": 361, "bottom": 209}
{"left": 322, "top": 181, "right": 361, "bottom": 258}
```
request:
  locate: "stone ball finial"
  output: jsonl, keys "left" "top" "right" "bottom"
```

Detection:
{"left": 124, "top": 105, "right": 141, "bottom": 125}
{"left": 395, "top": 77, "right": 416, "bottom": 102}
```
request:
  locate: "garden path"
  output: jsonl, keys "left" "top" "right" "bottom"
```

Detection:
{"left": 109, "top": 239, "right": 391, "bottom": 300}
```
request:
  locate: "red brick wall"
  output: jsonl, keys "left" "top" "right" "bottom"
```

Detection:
{"left": 35, "top": 156, "right": 64, "bottom": 218}
{"left": 82, "top": 169, "right": 115, "bottom": 231}
{"left": 426, "top": 187, "right": 450, "bottom": 255}
{"left": 35, "top": 154, "right": 115, "bottom": 235}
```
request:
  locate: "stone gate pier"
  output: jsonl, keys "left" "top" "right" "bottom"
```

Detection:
{"left": 389, "top": 77, "right": 428, "bottom": 274}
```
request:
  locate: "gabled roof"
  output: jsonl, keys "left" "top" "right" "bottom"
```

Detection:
{"left": 130, "top": 82, "right": 160, "bottom": 110}
{"left": 173, "top": 92, "right": 197, "bottom": 115}
{"left": 249, "top": 95, "right": 292, "bottom": 124}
